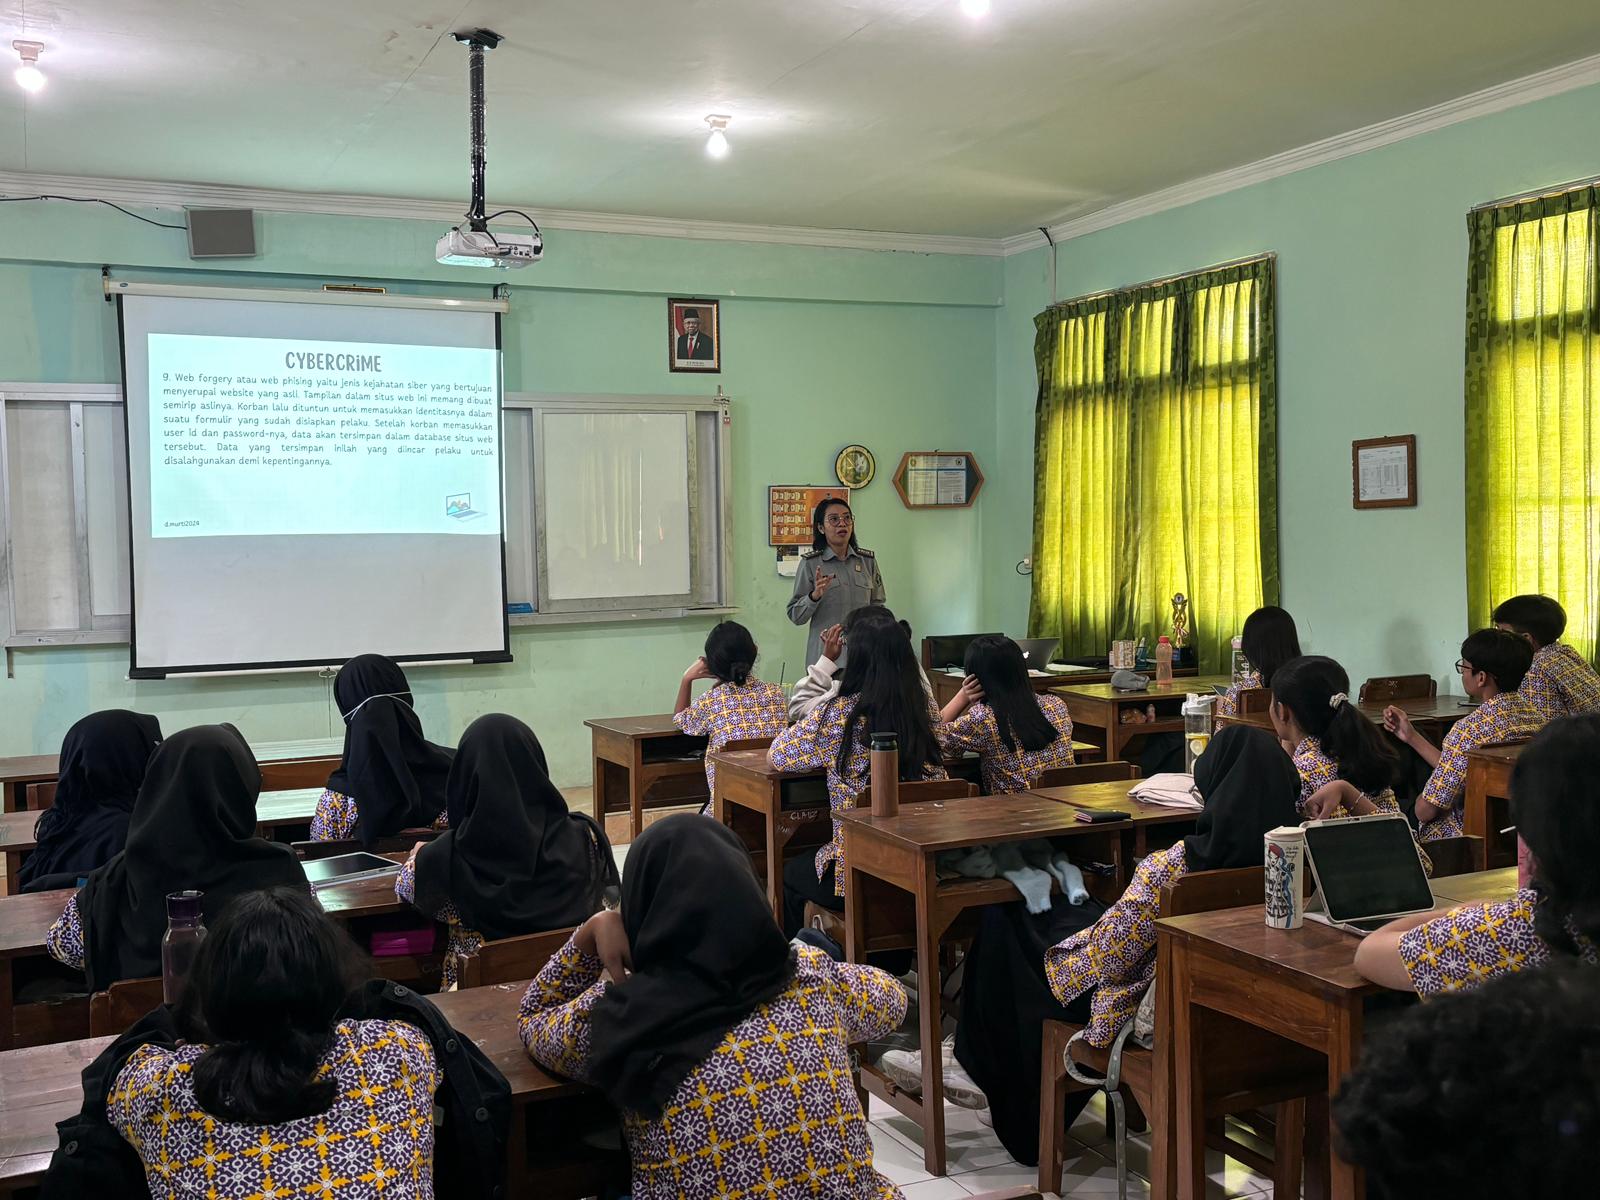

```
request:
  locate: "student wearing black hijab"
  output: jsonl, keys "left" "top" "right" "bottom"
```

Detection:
{"left": 395, "top": 714, "right": 617, "bottom": 988}
{"left": 882, "top": 725, "right": 1302, "bottom": 1165}
{"left": 43, "top": 724, "right": 308, "bottom": 991}
{"left": 519, "top": 815, "right": 909, "bottom": 1198}
{"left": 309, "top": 654, "right": 454, "bottom": 848}
{"left": 18, "top": 710, "right": 162, "bottom": 893}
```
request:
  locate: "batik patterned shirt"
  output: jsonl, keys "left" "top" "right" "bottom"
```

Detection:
{"left": 768, "top": 694, "right": 948, "bottom": 896}
{"left": 674, "top": 678, "right": 789, "bottom": 808}
{"left": 938, "top": 695, "right": 1076, "bottom": 794}
{"left": 107, "top": 1018, "right": 440, "bottom": 1200}
{"left": 1520, "top": 642, "right": 1600, "bottom": 720}
{"left": 1291, "top": 737, "right": 1400, "bottom": 819}
{"left": 1213, "top": 670, "right": 1263, "bottom": 730}
{"left": 1399, "top": 888, "right": 1599, "bottom": 996}
{"left": 394, "top": 858, "right": 481, "bottom": 991}
{"left": 519, "top": 938, "right": 907, "bottom": 1200}
{"left": 310, "top": 790, "right": 449, "bottom": 843}
{"left": 1417, "top": 692, "right": 1545, "bottom": 842}
{"left": 1045, "top": 843, "right": 1188, "bottom": 1047}
{"left": 45, "top": 893, "right": 86, "bottom": 970}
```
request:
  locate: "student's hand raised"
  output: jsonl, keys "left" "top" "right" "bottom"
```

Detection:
{"left": 820, "top": 623, "right": 845, "bottom": 661}
{"left": 1383, "top": 706, "right": 1415, "bottom": 744}
{"left": 577, "top": 910, "right": 632, "bottom": 981}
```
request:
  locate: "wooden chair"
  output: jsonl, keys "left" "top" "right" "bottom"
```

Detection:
{"left": 293, "top": 830, "right": 440, "bottom": 859}
{"left": 1038, "top": 866, "right": 1327, "bottom": 1199}
{"left": 855, "top": 779, "right": 979, "bottom": 808}
{"left": 721, "top": 736, "right": 775, "bottom": 752}
{"left": 1421, "top": 834, "right": 1485, "bottom": 877}
{"left": 1237, "top": 687, "right": 1272, "bottom": 715}
{"left": 1037, "top": 762, "right": 1140, "bottom": 788}
{"left": 455, "top": 926, "right": 576, "bottom": 989}
{"left": 24, "top": 781, "right": 57, "bottom": 811}
{"left": 89, "top": 976, "right": 165, "bottom": 1036}
{"left": 1359, "top": 674, "right": 1437, "bottom": 704}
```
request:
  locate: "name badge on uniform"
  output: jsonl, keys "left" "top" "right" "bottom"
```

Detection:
{"left": 854, "top": 560, "right": 862, "bottom": 572}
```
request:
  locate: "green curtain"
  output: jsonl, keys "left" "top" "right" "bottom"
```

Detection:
{"left": 1029, "top": 257, "right": 1278, "bottom": 673}
{"left": 1465, "top": 188, "right": 1600, "bottom": 662}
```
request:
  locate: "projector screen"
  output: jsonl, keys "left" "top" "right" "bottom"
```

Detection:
{"left": 118, "top": 289, "right": 509, "bottom": 676}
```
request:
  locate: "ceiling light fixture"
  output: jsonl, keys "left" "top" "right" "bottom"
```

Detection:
{"left": 12, "top": 40, "right": 45, "bottom": 93}
{"left": 704, "top": 114, "right": 731, "bottom": 159}
{"left": 960, "top": 0, "right": 991, "bottom": 17}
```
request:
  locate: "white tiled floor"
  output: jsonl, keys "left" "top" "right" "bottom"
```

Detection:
{"left": 867, "top": 1093, "right": 1273, "bottom": 1198}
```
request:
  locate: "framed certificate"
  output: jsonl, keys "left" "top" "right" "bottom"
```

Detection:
{"left": 892, "top": 451, "right": 984, "bottom": 509}
{"left": 1352, "top": 435, "right": 1416, "bottom": 509}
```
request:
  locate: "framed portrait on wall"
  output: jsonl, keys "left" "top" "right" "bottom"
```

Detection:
{"left": 668, "top": 297, "right": 721, "bottom": 373}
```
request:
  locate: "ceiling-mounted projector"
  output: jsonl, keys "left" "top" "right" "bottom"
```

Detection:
{"left": 436, "top": 29, "right": 543, "bottom": 270}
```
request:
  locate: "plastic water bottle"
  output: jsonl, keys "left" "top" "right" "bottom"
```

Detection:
{"left": 162, "top": 890, "right": 207, "bottom": 1005}
{"left": 1183, "top": 694, "right": 1215, "bottom": 772}
{"left": 1155, "top": 636, "right": 1174, "bottom": 684}
{"left": 1231, "top": 636, "right": 1249, "bottom": 686}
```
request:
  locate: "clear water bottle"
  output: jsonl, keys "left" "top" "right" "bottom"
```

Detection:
{"left": 1230, "top": 635, "right": 1249, "bottom": 686}
{"left": 1155, "top": 636, "right": 1174, "bottom": 684}
{"left": 1183, "top": 694, "right": 1215, "bottom": 773}
{"left": 162, "top": 890, "right": 207, "bottom": 1005}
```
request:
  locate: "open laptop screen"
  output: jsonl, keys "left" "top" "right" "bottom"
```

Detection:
{"left": 1304, "top": 816, "right": 1434, "bottom": 924}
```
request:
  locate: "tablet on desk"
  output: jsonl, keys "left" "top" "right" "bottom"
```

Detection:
{"left": 1303, "top": 813, "right": 1434, "bottom": 935}
{"left": 303, "top": 851, "right": 402, "bottom": 890}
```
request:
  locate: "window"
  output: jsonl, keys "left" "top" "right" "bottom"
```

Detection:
{"left": 1029, "top": 257, "right": 1278, "bottom": 673}
{"left": 1465, "top": 186, "right": 1600, "bottom": 661}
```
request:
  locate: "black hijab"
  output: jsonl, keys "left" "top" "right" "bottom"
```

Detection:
{"left": 1183, "top": 725, "right": 1302, "bottom": 872}
{"left": 413, "top": 714, "right": 615, "bottom": 941}
{"left": 588, "top": 815, "right": 796, "bottom": 1119}
{"left": 76, "top": 724, "right": 308, "bottom": 991}
{"left": 19, "top": 710, "right": 162, "bottom": 893}
{"left": 325, "top": 654, "right": 454, "bottom": 847}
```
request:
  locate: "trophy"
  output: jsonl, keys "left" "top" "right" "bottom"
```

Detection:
{"left": 1171, "top": 593, "right": 1190, "bottom": 649}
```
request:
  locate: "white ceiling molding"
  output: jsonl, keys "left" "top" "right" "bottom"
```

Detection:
{"left": 0, "top": 170, "right": 1006, "bottom": 258}
{"left": 1001, "top": 49, "right": 1600, "bottom": 255}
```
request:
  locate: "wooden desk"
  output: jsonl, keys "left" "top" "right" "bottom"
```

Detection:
{"left": 0, "top": 981, "right": 618, "bottom": 1198}
{"left": 1219, "top": 696, "right": 1474, "bottom": 747}
{"left": 0, "top": 814, "right": 38, "bottom": 897}
{"left": 0, "top": 738, "right": 344, "bottom": 815}
{"left": 1429, "top": 866, "right": 1517, "bottom": 906}
{"left": 928, "top": 664, "right": 1198, "bottom": 709}
{"left": 1053, "top": 676, "right": 1233, "bottom": 763}
{"left": 1033, "top": 780, "right": 1200, "bottom": 863}
{"left": 839, "top": 794, "right": 1129, "bottom": 1175}
{"left": 585, "top": 715, "right": 709, "bottom": 840}
{"left": 1161, "top": 906, "right": 1380, "bottom": 1200}
{"left": 1464, "top": 741, "right": 1526, "bottom": 869}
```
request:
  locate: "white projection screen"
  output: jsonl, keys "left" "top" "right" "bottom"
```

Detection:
{"left": 117, "top": 287, "right": 510, "bottom": 676}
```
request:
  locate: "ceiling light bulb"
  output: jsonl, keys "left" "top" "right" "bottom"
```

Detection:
{"left": 704, "top": 114, "right": 731, "bottom": 159}
{"left": 12, "top": 40, "right": 44, "bottom": 92}
{"left": 960, "top": 0, "right": 991, "bottom": 16}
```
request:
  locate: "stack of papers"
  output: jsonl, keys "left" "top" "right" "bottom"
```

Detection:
{"left": 1129, "top": 773, "right": 1204, "bottom": 811}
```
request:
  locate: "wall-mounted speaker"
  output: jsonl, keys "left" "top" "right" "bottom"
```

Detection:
{"left": 186, "top": 208, "right": 257, "bottom": 258}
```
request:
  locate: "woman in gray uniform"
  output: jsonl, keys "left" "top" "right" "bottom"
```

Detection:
{"left": 787, "top": 497, "right": 885, "bottom": 668}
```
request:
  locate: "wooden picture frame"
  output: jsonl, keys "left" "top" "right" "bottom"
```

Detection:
{"left": 891, "top": 451, "right": 984, "bottom": 509}
{"left": 667, "top": 297, "right": 720, "bottom": 373}
{"left": 1352, "top": 434, "right": 1417, "bottom": 509}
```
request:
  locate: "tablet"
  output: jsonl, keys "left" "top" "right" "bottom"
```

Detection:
{"left": 1304, "top": 814, "right": 1434, "bottom": 931}
{"left": 303, "top": 851, "right": 402, "bottom": 889}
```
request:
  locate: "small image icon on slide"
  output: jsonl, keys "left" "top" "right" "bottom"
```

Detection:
{"left": 445, "top": 493, "right": 485, "bottom": 521}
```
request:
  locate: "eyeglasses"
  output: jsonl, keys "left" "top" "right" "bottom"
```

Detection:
{"left": 823, "top": 514, "right": 854, "bottom": 527}
{"left": 1455, "top": 659, "right": 1474, "bottom": 674}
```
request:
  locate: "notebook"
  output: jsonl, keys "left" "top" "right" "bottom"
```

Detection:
{"left": 1302, "top": 813, "right": 1435, "bottom": 935}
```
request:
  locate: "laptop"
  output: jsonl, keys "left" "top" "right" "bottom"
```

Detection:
{"left": 1014, "top": 637, "right": 1061, "bottom": 667}
{"left": 925, "top": 632, "right": 1002, "bottom": 670}
{"left": 1302, "top": 813, "right": 1435, "bottom": 935}
{"left": 303, "top": 851, "right": 403, "bottom": 891}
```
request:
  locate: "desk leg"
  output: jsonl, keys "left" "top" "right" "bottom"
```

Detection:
{"left": 914, "top": 859, "right": 947, "bottom": 1177}
{"left": 2, "top": 848, "right": 20, "bottom": 896}
{"left": 0, "top": 957, "right": 13, "bottom": 1051}
{"left": 764, "top": 788, "right": 784, "bottom": 927}
{"left": 591, "top": 754, "right": 606, "bottom": 826}
{"left": 2, "top": 782, "right": 19, "bottom": 815}
{"left": 1324, "top": 1002, "right": 1364, "bottom": 1200}
{"left": 1170, "top": 940, "right": 1205, "bottom": 1200}
{"left": 629, "top": 747, "right": 646, "bottom": 841}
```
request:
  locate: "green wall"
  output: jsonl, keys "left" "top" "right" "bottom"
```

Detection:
{"left": 0, "top": 207, "right": 1001, "bottom": 783}
{"left": 988, "top": 80, "right": 1600, "bottom": 690}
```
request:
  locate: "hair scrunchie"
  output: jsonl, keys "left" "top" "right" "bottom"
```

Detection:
{"left": 1328, "top": 692, "right": 1349, "bottom": 709}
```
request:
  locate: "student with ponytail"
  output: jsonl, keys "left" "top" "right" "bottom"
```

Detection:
{"left": 1355, "top": 714, "right": 1600, "bottom": 995}
{"left": 938, "top": 634, "right": 1076, "bottom": 793}
{"left": 1269, "top": 655, "right": 1400, "bottom": 819}
{"left": 673, "top": 621, "right": 787, "bottom": 807}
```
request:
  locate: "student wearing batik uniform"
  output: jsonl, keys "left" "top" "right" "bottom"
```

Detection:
{"left": 937, "top": 634, "right": 1075, "bottom": 793}
{"left": 520, "top": 816, "right": 908, "bottom": 1200}
{"left": 789, "top": 606, "right": 937, "bottom": 722}
{"left": 768, "top": 617, "right": 947, "bottom": 937}
{"left": 397, "top": 714, "right": 617, "bottom": 989}
{"left": 1213, "top": 606, "right": 1302, "bottom": 729}
{"left": 672, "top": 620, "right": 787, "bottom": 811}
{"left": 1355, "top": 714, "right": 1600, "bottom": 996}
{"left": 309, "top": 653, "right": 454, "bottom": 846}
{"left": 45, "top": 725, "right": 307, "bottom": 989}
{"left": 1388, "top": 629, "right": 1544, "bottom": 843}
{"left": 1269, "top": 656, "right": 1401, "bottom": 819}
{"left": 1494, "top": 593, "right": 1600, "bottom": 719}
{"left": 17, "top": 709, "right": 161, "bottom": 893}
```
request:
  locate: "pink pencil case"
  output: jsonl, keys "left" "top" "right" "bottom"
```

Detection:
{"left": 370, "top": 926, "right": 437, "bottom": 957}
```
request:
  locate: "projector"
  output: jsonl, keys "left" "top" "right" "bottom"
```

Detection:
{"left": 435, "top": 227, "right": 542, "bottom": 269}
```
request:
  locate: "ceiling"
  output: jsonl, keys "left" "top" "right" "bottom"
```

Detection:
{"left": 4, "top": 0, "right": 1600, "bottom": 239}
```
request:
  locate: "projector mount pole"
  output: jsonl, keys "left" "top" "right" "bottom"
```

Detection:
{"left": 453, "top": 29, "right": 503, "bottom": 235}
